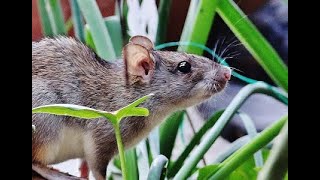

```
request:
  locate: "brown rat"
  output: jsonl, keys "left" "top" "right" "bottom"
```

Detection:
{"left": 32, "top": 35, "right": 231, "bottom": 180}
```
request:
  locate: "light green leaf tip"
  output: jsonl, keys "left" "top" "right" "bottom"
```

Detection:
{"left": 115, "top": 93, "right": 154, "bottom": 122}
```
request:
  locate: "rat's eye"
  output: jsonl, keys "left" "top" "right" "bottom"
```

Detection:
{"left": 177, "top": 61, "right": 191, "bottom": 73}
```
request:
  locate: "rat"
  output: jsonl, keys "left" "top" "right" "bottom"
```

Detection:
{"left": 32, "top": 35, "right": 231, "bottom": 180}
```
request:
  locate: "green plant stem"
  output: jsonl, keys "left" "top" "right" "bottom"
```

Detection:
{"left": 168, "top": 110, "right": 223, "bottom": 178}
{"left": 147, "top": 155, "right": 168, "bottom": 180}
{"left": 113, "top": 122, "right": 128, "bottom": 180}
{"left": 210, "top": 116, "right": 287, "bottom": 180}
{"left": 37, "top": 0, "right": 54, "bottom": 36}
{"left": 178, "top": 0, "right": 219, "bottom": 55}
{"left": 174, "top": 82, "right": 286, "bottom": 180}
{"left": 212, "top": 135, "right": 250, "bottom": 163}
{"left": 257, "top": 121, "right": 288, "bottom": 180}
{"left": 77, "top": 0, "right": 116, "bottom": 60}
{"left": 238, "top": 112, "right": 263, "bottom": 167}
{"left": 216, "top": 0, "right": 288, "bottom": 91}
{"left": 155, "top": 0, "right": 172, "bottom": 45}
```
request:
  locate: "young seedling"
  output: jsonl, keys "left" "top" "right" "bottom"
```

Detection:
{"left": 32, "top": 93, "right": 154, "bottom": 180}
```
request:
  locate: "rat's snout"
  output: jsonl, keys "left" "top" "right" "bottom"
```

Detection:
{"left": 215, "top": 66, "right": 232, "bottom": 82}
{"left": 222, "top": 66, "right": 232, "bottom": 80}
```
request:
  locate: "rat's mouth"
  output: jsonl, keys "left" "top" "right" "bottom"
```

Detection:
{"left": 208, "top": 80, "right": 228, "bottom": 94}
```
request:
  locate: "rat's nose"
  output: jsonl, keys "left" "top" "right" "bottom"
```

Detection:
{"left": 216, "top": 66, "right": 231, "bottom": 82}
{"left": 224, "top": 69, "right": 231, "bottom": 80}
{"left": 221, "top": 66, "right": 231, "bottom": 81}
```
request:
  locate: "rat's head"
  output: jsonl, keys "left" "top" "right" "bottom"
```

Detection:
{"left": 123, "top": 36, "right": 231, "bottom": 109}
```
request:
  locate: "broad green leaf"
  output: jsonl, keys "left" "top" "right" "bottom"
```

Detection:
{"left": 115, "top": 94, "right": 153, "bottom": 122}
{"left": 32, "top": 104, "right": 117, "bottom": 124}
{"left": 198, "top": 165, "right": 219, "bottom": 180}
{"left": 116, "top": 108, "right": 149, "bottom": 122}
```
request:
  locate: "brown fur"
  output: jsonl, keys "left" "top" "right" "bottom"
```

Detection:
{"left": 32, "top": 36, "right": 230, "bottom": 179}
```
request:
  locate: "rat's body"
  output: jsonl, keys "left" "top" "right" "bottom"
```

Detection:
{"left": 32, "top": 36, "right": 231, "bottom": 180}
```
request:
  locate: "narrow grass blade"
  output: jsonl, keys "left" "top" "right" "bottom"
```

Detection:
{"left": 178, "top": 0, "right": 219, "bottom": 55}
{"left": 155, "top": 0, "right": 172, "bottom": 45}
{"left": 48, "top": 0, "right": 66, "bottom": 35}
{"left": 77, "top": 0, "right": 116, "bottom": 60}
{"left": 217, "top": 0, "right": 288, "bottom": 91}
{"left": 37, "top": 0, "right": 54, "bottom": 36}
{"left": 70, "top": 0, "right": 84, "bottom": 41}
{"left": 209, "top": 116, "right": 287, "bottom": 180}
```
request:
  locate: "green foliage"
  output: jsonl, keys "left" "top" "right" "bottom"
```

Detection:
{"left": 35, "top": 0, "right": 288, "bottom": 179}
{"left": 32, "top": 94, "right": 153, "bottom": 180}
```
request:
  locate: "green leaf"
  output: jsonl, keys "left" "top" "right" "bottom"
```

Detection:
{"left": 178, "top": 0, "right": 219, "bottom": 55}
{"left": 104, "top": 16, "right": 123, "bottom": 57}
{"left": 84, "top": 25, "right": 96, "bottom": 51}
{"left": 198, "top": 165, "right": 220, "bottom": 180}
{"left": 257, "top": 121, "right": 288, "bottom": 180}
{"left": 70, "top": 0, "right": 85, "bottom": 42}
{"left": 213, "top": 135, "right": 250, "bottom": 164}
{"left": 115, "top": 94, "right": 153, "bottom": 122}
{"left": 198, "top": 150, "right": 270, "bottom": 180}
{"left": 167, "top": 110, "right": 224, "bottom": 177}
{"left": 136, "top": 141, "right": 151, "bottom": 180}
{"left": 147, "top": 155, "right": 168, "bottom": 180}
{"left": 238, "top": 112, "right": 263, "bottom": 167}
{"left": 216, "top": 0, "right": 288, "bottom": 91}
{"left": 84, "top": 16, "right": 123, "bottom": 57}
{"left": 47, "top": 0, "right": 66, "bottom": 35}
{"left": 159, "top": 111, "right": 185, "bottom": 161}
{"left": 77, "top": 0, "right": 116, "bottom": 60}
{"left": 125, "top": 148, "right": 139, "bottom": 180}
{"left": 174, "top": 82, "right": 286, "bottom": 180}
{"left": 155, "top": 0, "right": 173, "bottom": 45}
{"left": 116, "top": 108, "right": 149, "bottom": 121}
{"left": 37, "top": 0, "right": 53, "bottom": 36}
{"left": 209, "top": 116, "right": 287, "bottom": 180}
{"left": 147, "top": 127, "right": 161, "bottom": 163}
{"left": 32, "top": 104, "right": 117, "bottom": 124}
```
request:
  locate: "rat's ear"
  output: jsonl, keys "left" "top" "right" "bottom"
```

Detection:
{"left": 123, "top": 43, "right": 155, "bottom": 83}
{"left": 129, "top": 35, "right": 154, "bottom": 50}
